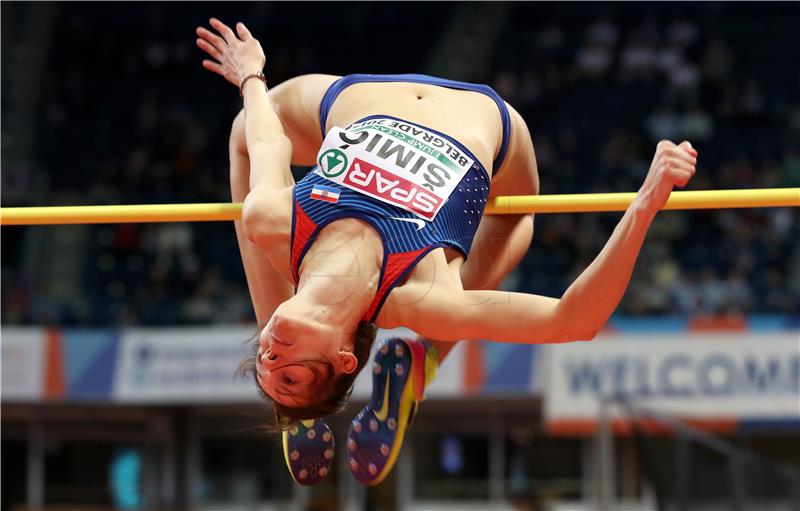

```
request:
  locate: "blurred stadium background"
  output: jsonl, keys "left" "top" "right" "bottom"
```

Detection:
{"left": 2, "top": 2, "right": 799, "bottom": 510}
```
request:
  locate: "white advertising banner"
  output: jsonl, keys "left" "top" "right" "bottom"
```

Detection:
{"left": 113, "top": 326, "right": 260, "bottom": 403}
{"left": 544, "top": 333, "right": 800, "bottom": 426}
{"left": 112, "top": 326, "right": 463, "bottom": 403}
{"left": 1, "top": 327, "right": 46, "bottom": 401}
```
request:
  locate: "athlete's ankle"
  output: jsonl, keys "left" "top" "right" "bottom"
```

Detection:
{"left": 418, "top": 339, "right": 439, "bottom": 363}
{"left": 410, "top": 339, "right": 439, "bottom": 399}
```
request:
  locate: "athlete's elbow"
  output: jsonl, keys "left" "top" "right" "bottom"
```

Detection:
{"left": 552, "top": 302, "right": 600, "bottom": 342}
{"left": 572, "top": 327, "right": 599, "bottom": 342}
{"left": 249, "top": 133, "right": 292, "bottom": 155}
{"left": 555, "top": 322, "right": 599, "bottom": 343}
{"left": 242, "top": 194, "right": 273, "bottom": 245}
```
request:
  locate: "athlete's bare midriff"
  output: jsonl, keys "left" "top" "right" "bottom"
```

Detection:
{"left": 325, "top": 81, "right": 504, "bottom": 177}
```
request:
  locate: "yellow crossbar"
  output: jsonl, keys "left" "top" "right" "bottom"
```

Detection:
{"left": 486, "top": 188, "right": 800, "bottom": 215}
{"left": 1, "top": 188, "right": 797, "bottom": 226}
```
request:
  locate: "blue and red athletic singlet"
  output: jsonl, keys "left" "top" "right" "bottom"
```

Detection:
{"left": 291, "top": 74, "right": 511, "bottom": 322}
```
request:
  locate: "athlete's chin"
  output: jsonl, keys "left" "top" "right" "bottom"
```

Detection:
{"left": 266, "top": 312, "right": 298, "bottom": 344}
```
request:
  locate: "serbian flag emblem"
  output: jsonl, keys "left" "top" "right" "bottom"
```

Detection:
{"left": 310, "top": 184, "right": 340, "bottom": 203}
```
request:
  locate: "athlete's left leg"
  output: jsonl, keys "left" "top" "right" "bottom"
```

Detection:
{"left": 229, "top": 109, "right": 294, "bottom": 324}
{"left": 230, "top": 111, "right": 335, "bottom": 486}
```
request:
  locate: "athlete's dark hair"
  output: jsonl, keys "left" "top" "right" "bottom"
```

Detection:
{"left": 238, "top": 321, "right": 377, "bottom": 431}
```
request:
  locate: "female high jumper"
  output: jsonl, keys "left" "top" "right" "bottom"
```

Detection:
{"left": 196, "top": 18, "right": 697, "bottom": 486}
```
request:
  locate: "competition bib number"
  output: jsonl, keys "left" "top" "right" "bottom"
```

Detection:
{"left": 315, "top": 117, "right": 475, "bottom": 220}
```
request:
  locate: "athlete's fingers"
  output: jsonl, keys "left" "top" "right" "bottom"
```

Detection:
{"left": 679, "top": 140, "right": 698, "bottom": 158}
{"left": 196, "top": 38, "right": 223, "bottom": 62}
{"left": 665, "top": 157, "right": 696, "bottom": 174}
{"left": 667, "top": 167, "right": 693, "bottom": 188}
{"left": 666, "top": 146, "right": 697, "bottom": 166}
{"left": 675, "top": 172, "right": 692, "bottom": 188}
{"left": 196, "top": 27, "right": 227, "bottom": 52}
{"left": 202, "top": 59, "right": 225, "bottom": 76}
{"left": 236, "top": 22, "right": 252, "bottom": 41}
{"left": 209, "top": 18, "right": 238, "bottom": 45}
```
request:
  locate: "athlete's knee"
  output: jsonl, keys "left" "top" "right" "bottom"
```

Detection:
{"left": 524, "top": 169, "right": 540, "bottom": 197}
{"left": 510, "top": 213, "right": 534, "bottom": 250}
{"left": 490, "top": 214, "right": 533, "bottom": 283}
{"left": 495, "top": 213, "right": 534, "bottom": 236}
{"left": 516, "top": 213, "right": 534, "bottom": 232}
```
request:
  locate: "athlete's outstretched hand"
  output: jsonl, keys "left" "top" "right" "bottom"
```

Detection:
{"left": 636, "top": 140, "right": 698, "bottom": 214}
{"left": 196, "top": 18, "right": 265, "bottom": 87}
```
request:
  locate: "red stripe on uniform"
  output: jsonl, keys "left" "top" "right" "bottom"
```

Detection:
{"left": 310, "top": 193, "right": 339, "bottom": 203}
{"left": 290, "top": 202, "right": 318, "bottom": 285}
{"left": 363, "top": 248, "right": 427, "bottom": 321}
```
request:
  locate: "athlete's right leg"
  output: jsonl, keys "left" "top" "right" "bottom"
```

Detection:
{"left": 393, "top": 160, "right": 541, "bottom": 384}
{"left": 230, "top": 110, "right": 333, "bottom": 486}
{"left": 413, "top": 102, "right": 542, "bottom": 372}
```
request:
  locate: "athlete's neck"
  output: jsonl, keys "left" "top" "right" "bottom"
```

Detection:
{"left": 295, "top": 220, "right": 383, "bottom": 328}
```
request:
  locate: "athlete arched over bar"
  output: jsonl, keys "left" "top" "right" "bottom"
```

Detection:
{"left": 196, "top": 18, "right": 698, "bottom": 486}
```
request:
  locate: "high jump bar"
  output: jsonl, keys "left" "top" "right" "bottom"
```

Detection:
{"left": 1, "top": 188, "right": 798, "bottom": 226}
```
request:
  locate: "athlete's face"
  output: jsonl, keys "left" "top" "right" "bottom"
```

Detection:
{"left": 255, "top": 303, "right": 358, "bottom": 407}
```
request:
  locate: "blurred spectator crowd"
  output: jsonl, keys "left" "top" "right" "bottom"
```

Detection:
{"left": 2, "top": 2, "right": 798, "bottom": 326}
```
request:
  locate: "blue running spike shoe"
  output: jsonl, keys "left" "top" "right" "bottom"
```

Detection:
{"left": 282, "top": 419, "right": 335, "bottom": 486}
{"left": 346, "top": 338, "right": 438, "bottom": 486}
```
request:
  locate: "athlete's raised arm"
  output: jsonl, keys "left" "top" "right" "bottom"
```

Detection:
{"left": 197, "top": 18, "right": 293, "bottom": 191}
{"left": 401, "top": 140, "right": 698, "bottom": 344}
{"left": 197, "top": 18, "right": 301, "bottom": 274}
